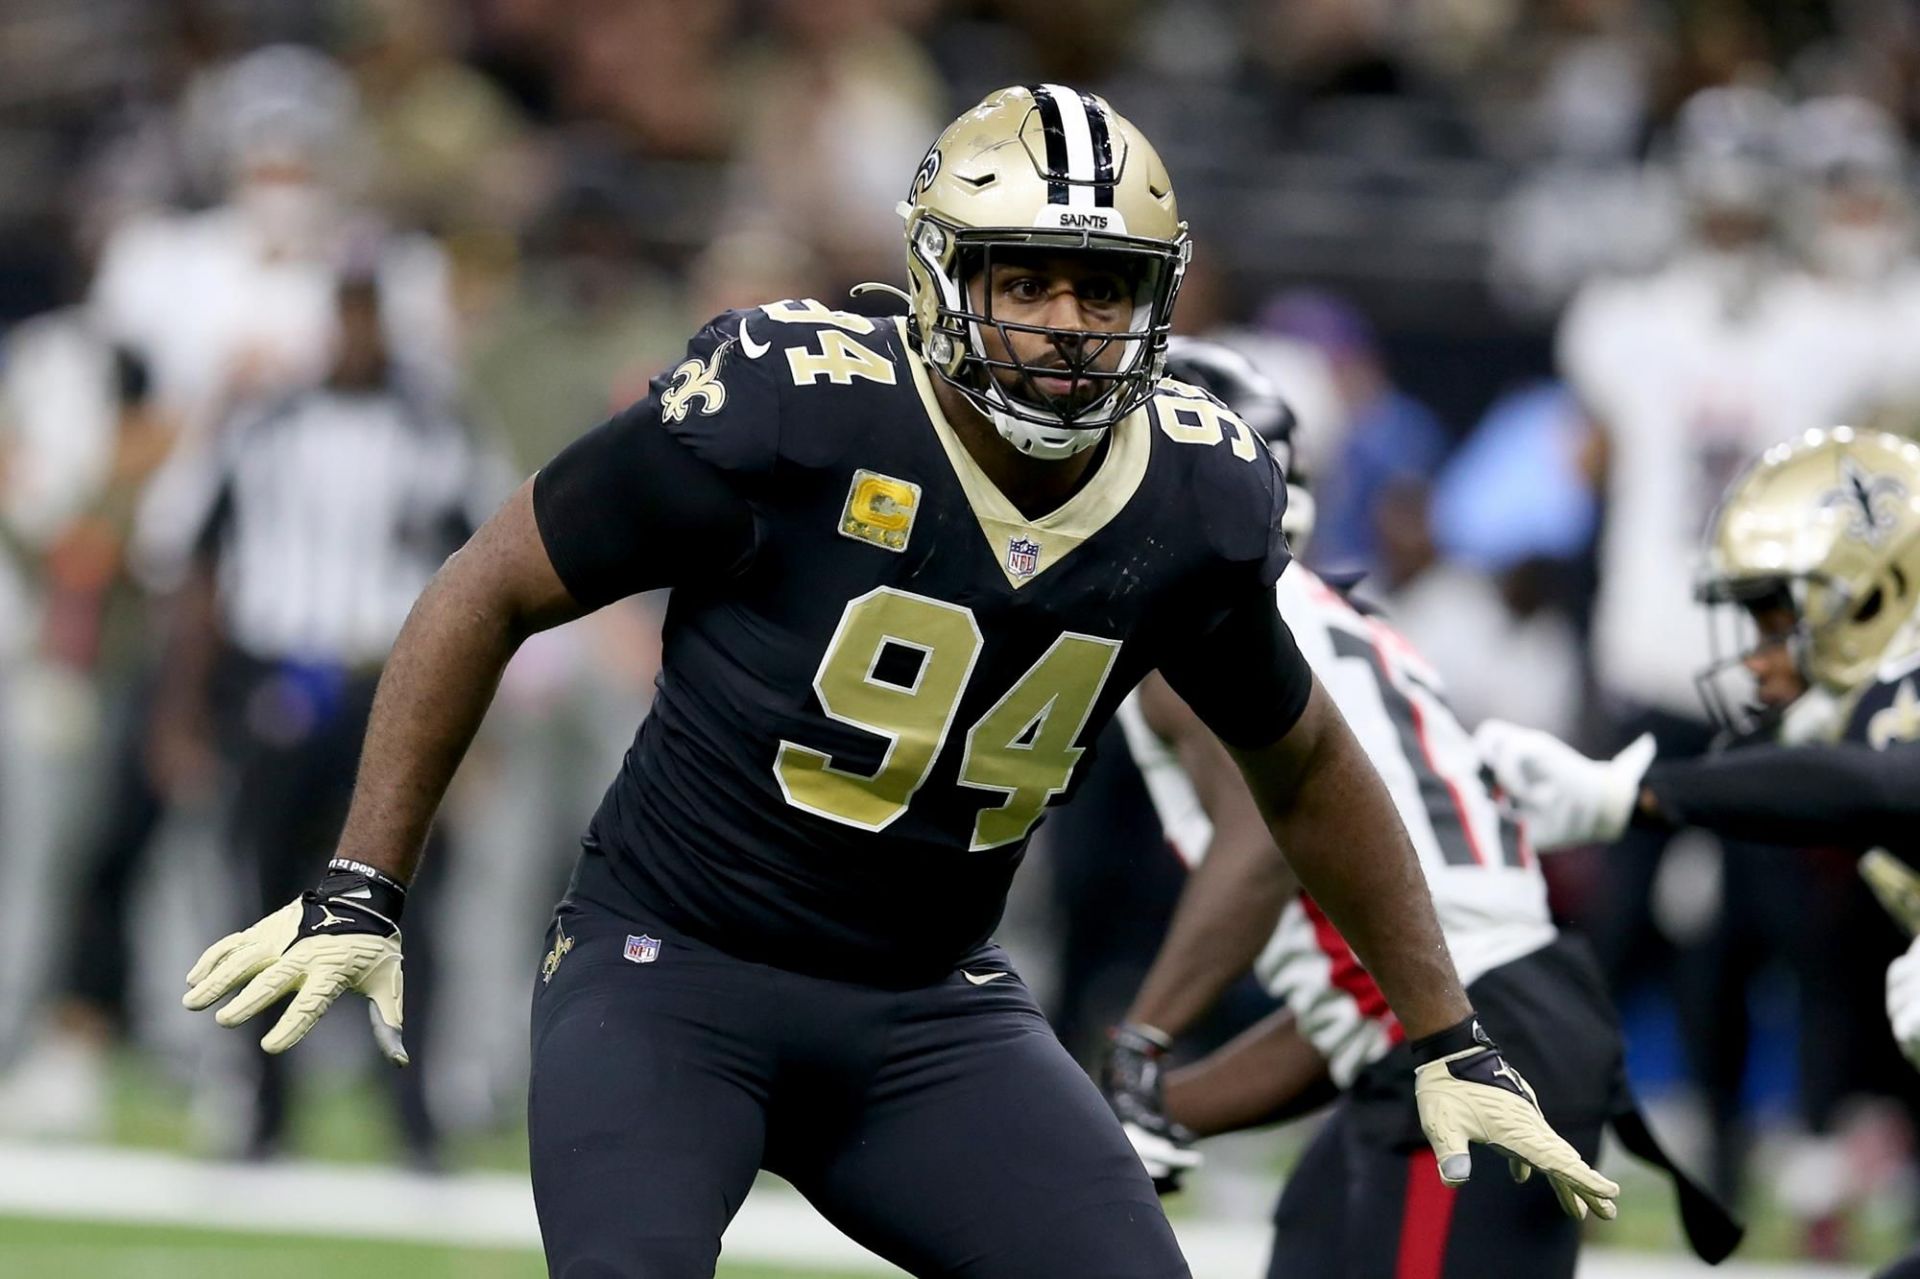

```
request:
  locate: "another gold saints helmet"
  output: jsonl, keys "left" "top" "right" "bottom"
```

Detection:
{"left": 898, "top": 85, "right": 1189, "bottom": 459}
{"left": 1697, "top": 427, "right": 1920, "bottom": 735}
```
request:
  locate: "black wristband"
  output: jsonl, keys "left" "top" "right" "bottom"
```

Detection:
{"left": 328, "top": 857, "right": 409, "bottom": 894}
{"left": 318, "top": 859, "right": 408, "bottom": 924}
{"left": 1408, "top": 1014, "right": 1495, "bottom": 1066}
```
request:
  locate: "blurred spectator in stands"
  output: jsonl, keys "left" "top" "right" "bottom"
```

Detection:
{"left": 1395, "top": 380, "right": 1596, "bottom": 741}
{"left": 0, "top": 350, "right": 174, "bottom": 1137}
{"left": 1484, "top": 0, "right": 1678, "bottom": 318}
{"left": 1249, "top": 0, "right": 1478, "bottom": 159}
{"left": 1780, "top": 94, "right": 1920, "bottom": 413}
{"left": 556, "top": 0, "right": 737, "bottom": 158}
{"left": 341, "top": 0, "right": 533, "bottom": 239}
{"left": 466, "top": 162, "right": 682, "bottom": 472}
{"left": 1255, "top": 290, "right": 1449, "bottom": 580}
{"left": 687, "top": 226, "right": 832, "bottom": 322}
{"left": 975, "top": 0, "right": 1141, "bottom": 88}
{"left": 90, "top": 43, "right": 457, "bottom": 587}
{"left": 723, "top": 0, "right": 945, "bottom": 294}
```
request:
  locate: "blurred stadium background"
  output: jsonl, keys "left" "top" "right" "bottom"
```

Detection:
{"left": 3, "top": 0, "right": 1920, "bottom": 1274}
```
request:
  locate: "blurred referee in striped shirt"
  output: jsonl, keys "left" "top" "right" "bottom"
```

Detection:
{"left": 151, "top": 259, "right": 485, "bottom": 1165}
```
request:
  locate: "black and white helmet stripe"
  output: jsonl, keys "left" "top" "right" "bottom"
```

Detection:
{"left": 1027, "top": 83, "right": 1116, "bottom": 208}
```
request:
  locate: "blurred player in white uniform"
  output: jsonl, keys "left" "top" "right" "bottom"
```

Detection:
{"left": 1098, "top": 341, "right": 1737, "bottom": 1278}
{"left": 1563, "top": 86, "right": 1890, "bottom": 726}
{"left": 1781, "top": 95, "right": 1920, "bottom": 412}
{"left": 88, "top": 44, "right": 454, "bottom": 586}
{"left": 1555, "top": 85, "right": 1898, "bottom": 1201}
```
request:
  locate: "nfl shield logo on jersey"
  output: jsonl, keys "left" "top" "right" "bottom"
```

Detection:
{"left": 1006, "top": 536, "right": 1041, "bottom": 579}
{"left": 624, "top": 934, "right": 661, "bottom": 964}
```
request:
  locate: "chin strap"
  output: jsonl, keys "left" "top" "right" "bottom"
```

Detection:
{"left": 989, "top": 405, "right": 1107, "bottom": 459}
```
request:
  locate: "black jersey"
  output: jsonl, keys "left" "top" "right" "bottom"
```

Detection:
{"left": 534, "top": 301, "right": 1304, "bottom": 983}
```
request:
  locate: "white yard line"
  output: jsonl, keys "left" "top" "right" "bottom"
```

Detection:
{"left": 0, "top": 1141, "right": 1860, "bottom": 1278}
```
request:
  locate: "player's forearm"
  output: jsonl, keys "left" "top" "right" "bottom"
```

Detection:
{"left": 1236, "top": 693, "right": 1470, "bottom": 1040}
{"left": 1641, "top": 743, "right": 1920, "bottom": 848}
{"left": 1125, "top": 831, "right": 1292, "bottom": 1039}
{"left": 1162, "top": 1009, "right": 1335, "bottom": 1137}
{"left": 333, "top": 482, "right": 583, "bottom": 884}
{"left": 1127, "top": 670, "right": 1300, "bottom": 1037}
{"left": 330, "top": 571, "right": 519, "bottom": 882}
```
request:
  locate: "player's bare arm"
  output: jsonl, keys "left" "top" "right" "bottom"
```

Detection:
{"left": 1140, "top": 585, "right": 1618, "bottom": 1215}
{"left": 330, "top": 480, "right": 583, "bottom": 885}
{"left": 182, "top": 392, "right": 756, "bottom": 1061}
{"left": 1234, "top": 684, "right": 1616, "bottom": 1215}
{"left": 1121, "top": 668, "right": 1298, "bottom": 1040}
{"left": 1225, "top": 680, "right": 1471, "bottom": 1039}
{"left": 1161, "top": 1009, "right": 1336, "bottom": 1138}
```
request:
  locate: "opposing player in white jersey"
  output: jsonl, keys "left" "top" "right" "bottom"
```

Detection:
{"left": 1098, "top": 341, "right": 1738, "bottom": 1278}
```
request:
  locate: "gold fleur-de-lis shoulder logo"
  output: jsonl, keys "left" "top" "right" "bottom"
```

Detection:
{"left": 541, "top": 922, "right": 574, "bottom": 984}
{"left": 1870, "top": 678, "right": 1920, "bottom": 749}
{"left": 661, "top": 340, "right": 732, "bottom": 423}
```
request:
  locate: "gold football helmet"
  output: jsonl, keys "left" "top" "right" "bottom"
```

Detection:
{"left": 900, "top": 85, "right": 1189, "bottom": 458}
{"left": 1697, "top": 427, "right": 1920, "bottom": 735}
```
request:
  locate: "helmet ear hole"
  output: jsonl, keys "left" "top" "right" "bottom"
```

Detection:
{"left": 1855, "top": 586, "right": 1885, "bottom": 624}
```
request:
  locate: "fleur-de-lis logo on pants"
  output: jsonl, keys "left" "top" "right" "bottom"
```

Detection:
{"left": 661, "top": 342, "right": 731, "bottom": 423}
{"left": 541, "top": 922, "right": 574, "bottom": 985}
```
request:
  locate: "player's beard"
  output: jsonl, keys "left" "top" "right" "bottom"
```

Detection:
{"left": 989, "top": 357, "right": 1115, "bottom": 419}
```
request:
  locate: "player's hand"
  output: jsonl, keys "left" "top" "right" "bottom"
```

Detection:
{"left": 1474, "top": 721, "right": 1656, "bottom": 851}
{"left": 1411, "top": 1016, "right": 1619, "bottom": 1221}
{"left": 1887, "top": 938, "right": 1920, "bottom": 1070}
{"left": 1100, "top": 1022, "right": 1203, "bottom": 1194}
{"left": 183, "top": 859, "right": 409, "bottom": 1065}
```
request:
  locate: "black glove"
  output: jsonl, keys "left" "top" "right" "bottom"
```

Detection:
{"left": 1099, "top": 1022, "right": 1202, "bottom": 1194}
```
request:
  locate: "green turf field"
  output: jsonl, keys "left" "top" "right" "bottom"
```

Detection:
{"left": 0, "top": 1216, "right": 875, "bottom": 1279}
{"left": 25, "top": 1053, "right": 1911, "bottom": 1272}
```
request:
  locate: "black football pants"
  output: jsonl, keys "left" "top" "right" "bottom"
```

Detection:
{"left": 528, "top": 895, "right": 1188, "bottom": 1279}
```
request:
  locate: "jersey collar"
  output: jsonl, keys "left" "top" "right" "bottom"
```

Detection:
{"left": 899, "top": 317, "right": 1150, "bottom": 589}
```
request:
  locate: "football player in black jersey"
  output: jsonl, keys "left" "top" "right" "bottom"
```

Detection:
{"left": 181, "top": 86, "right": 1614, "bottom": 1277}
{"left": 1481, "top": 429, "right": 1920, "bottom": 855}
{"left": 1479, "top": 428, "right": 1920, "bottom": 1275}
